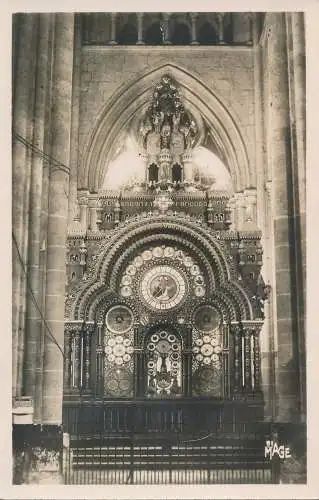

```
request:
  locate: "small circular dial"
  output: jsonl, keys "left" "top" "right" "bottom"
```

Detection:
{"left": 194, "top": 305, "right": 221, "bottom": 333}
{"left": 201, "top": 344, "right": 214, "bottom": 356}
{"left": 140, "top": 265, "right": 186, "bottom": 311}
{"left": 105, "top": 305, "right": 134, "bottom": 334}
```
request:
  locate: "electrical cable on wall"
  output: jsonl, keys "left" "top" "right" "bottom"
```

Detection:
{"left": 12, "top": 230, "right": 65, "bottom": 358}
{"left": 13, "top": 132, "right": 70, "bottom": 174}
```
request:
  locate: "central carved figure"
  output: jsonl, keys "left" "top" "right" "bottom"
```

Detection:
{"left": 150, "top": 274, "right": 177, "bottom": 301}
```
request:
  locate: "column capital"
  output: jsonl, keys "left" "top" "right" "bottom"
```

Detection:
{"left": 241, "top": 320, "right": 264, "bottom": 335}
{"left": 88, "top": 193, "right": 98, "bottom": 206}
{"left": 230, "top": 323, "right": 242, "bottom": 335}
{"left": 64, "top": 321, "right": 82, "bottom": 334}
{"left": 77, "top": 189, "right": 90, "bottom": 205}
{"left": 83, "top": 322, "right": 95, "bottom": 334}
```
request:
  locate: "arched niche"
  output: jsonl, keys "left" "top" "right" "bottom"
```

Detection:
{"left": 80, "top": 64, "right": 252, "bottom": 193}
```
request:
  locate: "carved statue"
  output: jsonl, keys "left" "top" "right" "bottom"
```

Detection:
{"left": 159, "top": 162, "right": 170, "bottom": 182}
{"left": 172, "top": 112, "right": 181, "bottom": 131}
{"left": 146, "top": 131, "right": 161, "bottom": 156}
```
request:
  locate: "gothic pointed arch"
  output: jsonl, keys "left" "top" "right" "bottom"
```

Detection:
{"left": 80, "top": 64, "right": 252, "bottom": 193}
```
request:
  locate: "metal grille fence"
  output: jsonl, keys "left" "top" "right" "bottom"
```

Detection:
{"left": 62, "top": 401, "right": 278, "bottom": 485}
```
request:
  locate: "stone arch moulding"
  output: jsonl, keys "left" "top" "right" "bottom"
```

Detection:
{"left": 68, "top": 216, "right": 253, "bottom": 322}
{"left": 80, "top": 64, "right": 253, "bottom": 193}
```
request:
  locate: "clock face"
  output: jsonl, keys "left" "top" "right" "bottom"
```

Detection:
{"left": 194, "top": 305, "right": 221, "bottom": 332}
{"left": 105, "top": 305, "right": 134, "bottom": 334}
{"left": 140, "top": 265, "right": 186, "bottom": 311}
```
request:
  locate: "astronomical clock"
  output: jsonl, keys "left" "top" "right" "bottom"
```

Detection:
{"left": 64, "top": 75, "right": 265, "bottom": 417}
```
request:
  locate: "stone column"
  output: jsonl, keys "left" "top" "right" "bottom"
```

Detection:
{"left": 182, "top": 151, "right": 193, "bottom": 184}
{"left": 264, "top": 180, "right": 278, "bottom": 420}
{"left": 190, "top": 13, "right": 199, "bottom": 45}
{"left": 134, "top": 327, "right": 144, "bottom": 397}
{"left": 63, "top": 325, "right": 72, "bottom": 390}
{"left": 67, "top": 14, "right": 82, "bottom": 225}
{"left": 183, "top": 327, "right": 192, "bottom": 397}
{"left": 96, "top": 323, "right": 104, "bottom": 396}
{"left": 42, "top": 13, "right": 74, "bottom": 425}
{"left": 243, "top": 330, "right": 252, "bottom": 392}
{"left": 108, "top": 13, "right": 117, "bottom": 45}
{"left": 113, "top": 200, "right": 121, "bottom": 225}
{"left": 243, "top": 188, "right": 257, "bottom": 227}
{"left": 162, "top": 13, "right": 172, "bottom": 45}
{"left": 83, "top": 323, "right": 94, "bottom": 392}
{"left": 23, "top": 15, "right": 51, "bottom": 417}
{"left": 253, "top": 327, "right": 262, "bottom": 392}
{"left": 231, "top": 324, "right": 242, "bottom": 395}
{"left": 78, "top": 190, "right": 89, "bottom": 230}
{"left": 267, "top": 13, "right": 300, "bottom": 421}
{"left": 216, "top": 13, "right": 225, "bottom": 44}
{"left": 234, "top": 192, "right": 245, "bottom": 230}
{"left": 247, "top": 13, "right": 253, "bottom": 45}
{"left": 72, "top": 328, "right": 82, "bottom": 389}
{"left": 136, "top": 13, "right": 145, "bottom": 45}
{"left": 12, "top": 14, "right": 38, "bottom": 398}
{"left": 88, "top": 194, "right": 99, "bottom": 231}
{"left": 287, "top": 12, "right": 306, "bottom": 422}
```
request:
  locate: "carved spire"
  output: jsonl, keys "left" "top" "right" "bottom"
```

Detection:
{"left": 139, "top": 75, "right": 199, "bottom": 189}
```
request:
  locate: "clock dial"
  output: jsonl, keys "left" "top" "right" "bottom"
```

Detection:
{"left": 140, "top": 265, "right": 186, "bottom": 311}
{"left": 194, "top": 305, "right": 221, "bottom": 332}
{"left": 105, "top": 305, "right": 134, "bottom": 334}
{"left": 201, "top": 343, "right": 214, "bottom": 356}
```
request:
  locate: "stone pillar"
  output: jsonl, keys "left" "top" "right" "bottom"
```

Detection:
{"left": 42, "top": 13, "right": 74, "bottom": 426}
{"left": 287, "top": 12, "right": 306, "bottom": 422}
{"left": 72, "top": 328, "right": 82, "bottom": 389}
{"left": 136, "top": 13, "right": 145, "bottom": 45}
{"left": 83, "top": 323, "right": 94, "bottom": 392}
{"left": 67, "top": 14, "right": 82, "bottom": 225}
{"left": 108, "top": 13, "right": 117, "bottom": 45}
{"left": 162, "top": 13, "right": 172, "bottom": 45}
{"left": 190, "top": 13, "right": 199, "bottom": 45}
{"left": 134, "top": 327, "right": 144, "bottom": 397}
{"left": 183, "top": 328, "right": 192, "bottom": 397}
{"left": 253, "top": 327, "right": 262, "bottom": 392}
{"left": 63, "top": 326, "right": 72, "bottom": 390}
{"left": 88, "top": 194, "right": 99, "bottom": 231}
{"left": 12, "top": 14, "right": 38, "bottom": 398}
{"left": 264, "top": 180, "right": 278, "bottom": 420}
{"left": 78, "top": 190, "right": 89, "bottom": 230}
{"left": 113, "top": 200, "right": 121, "bottom": 225}
{"left": 267, "top": 13, "right": 300, "bottom": 422}
{"left": 96, "top": 323, "right": 104, "bottom": 396}
{"left": 182, "top": 151, "right": 193, "bottom": 184}
{"left": 243, "top": 188, "right": 258, "bottom": 227}
{"left": 243, "top": 330, "right": 252, "bottom": 392}
{"left": 216, "top": 13, "right": 225, "bottom": 44}
{"left": 234, "top": 192, "right": 245, "bottom": 230}
{"left": 231, "top": 324, "right": 242, "bottom": 395}
{"left": 247, "top": 13, "right": 253, "bottom": 45}
{"left": 23, "top": 15, "right": 51, "bottom": 415}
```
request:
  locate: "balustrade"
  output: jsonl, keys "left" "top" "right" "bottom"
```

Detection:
{"left": 80, "top": 12, "right": 254, "bottom": 46}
